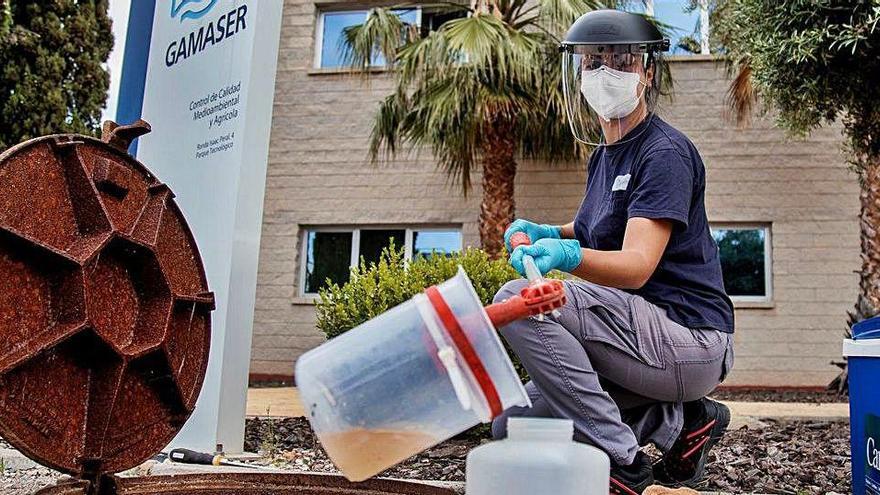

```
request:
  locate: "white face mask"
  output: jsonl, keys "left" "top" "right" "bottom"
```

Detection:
{"left": 580, "top": 65, "right": 645, "bottom": 122}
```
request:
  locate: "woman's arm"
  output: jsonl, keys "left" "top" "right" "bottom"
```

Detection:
{"left": 570, "top": 217, "right": 673, "bottom": 289}
{"left": 558, "top": 222, "right": 576, "bottom": 239}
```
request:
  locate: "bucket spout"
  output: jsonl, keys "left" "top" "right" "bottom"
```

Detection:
{"left": 484, "top": 279, "right": 567, "bottom": 328}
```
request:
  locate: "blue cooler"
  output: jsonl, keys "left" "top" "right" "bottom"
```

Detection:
{"left": 846, "top": 316, "right": 880, "bottom": 495}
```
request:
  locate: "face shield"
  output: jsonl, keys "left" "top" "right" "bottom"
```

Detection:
{"left": 561, "top": 44, "right": 651, "bottom": 146}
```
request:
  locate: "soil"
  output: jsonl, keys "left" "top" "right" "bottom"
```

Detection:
{"left": 709, "top": 388, "right": 848, "bottom": 404}
{"left": 244, "top": 416, "right": 852, "bottom": 494}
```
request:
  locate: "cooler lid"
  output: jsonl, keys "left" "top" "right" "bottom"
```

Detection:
{"left": 843, "top": 339, "right": 880, "bottom": 358}
{"left": 0, "top": 122, "right": 214, "bottom": 479}
{"left": 852, "top": 315, "right": 880, "bottom": 340}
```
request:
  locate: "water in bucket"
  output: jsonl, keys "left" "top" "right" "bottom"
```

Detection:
{"left": 295, "top": 267, "right": 532, "bottom": 481}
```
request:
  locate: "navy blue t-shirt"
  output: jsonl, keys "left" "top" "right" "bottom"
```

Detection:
{"left": 574, "top": 115, "right": 734, "bottom": 333}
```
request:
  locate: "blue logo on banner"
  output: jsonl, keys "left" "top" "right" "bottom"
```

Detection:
{"left": 165, "top": 3, "right": 248, "bottom": 68}
{"left": 171, "top": 0, "right": 218, "bottom": 22}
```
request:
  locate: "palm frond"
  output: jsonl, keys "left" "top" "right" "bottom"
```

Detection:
{"left": 396, "top": 30, "right": 460, "bottom": 89}
{"left": 520, "top": 45, "right": 593, "bottom": 161}
{"left": 531, "top": 0, "right": 603, "bottom": 37}
{"left": 414, "top": 75, "right": 482, "bottom": 193}
{"left": 340, "top": 8, "right": 415, "bottom": 72}
{"left": 379, "top": 69, "right": 483, "bottom": 193}
{"left": 724, "top": 59, "right": 757, "bottom": 127}
{"left": 502, "top": 0, "right": 530, "bottom": 24}
{"left": 369, "top": 91, "right": 410, "bottom": 162}
{"left": 342, "top": 0, "right": 635, "bottom": 196}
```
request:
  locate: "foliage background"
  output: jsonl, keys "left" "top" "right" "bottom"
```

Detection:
{"left": 713, "top": 229, "right": 766, "bottom": 296}
{"left": 711, "top": 1, "right": 880, "bottom": 163}
{"left": 316, "top": 244, "right": 519, "bottom": 339}
{"left": 0, "top": 0, "right": 112, "bottom": 151}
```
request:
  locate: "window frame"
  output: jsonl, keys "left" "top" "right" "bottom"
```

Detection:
{"left": 710, "top": 222, "right": 773, "bottom": 305}
{"left": 299, "top": 225, "right": 463, "bottom": 296}
{"left": 314, "top": 7, "right": 424, "bottom": 69}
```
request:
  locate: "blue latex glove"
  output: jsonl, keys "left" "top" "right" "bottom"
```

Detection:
{"left": 503, "top": 219, "right": 561, "bottom": 252}
{"left": 509, "top": 238, "right": 583, "bottom": 276}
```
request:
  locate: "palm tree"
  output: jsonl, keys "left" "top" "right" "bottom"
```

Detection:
{"left": 340, "top": 0, "right": 608, "bottom": 257}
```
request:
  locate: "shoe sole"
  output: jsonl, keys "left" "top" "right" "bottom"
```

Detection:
{"left": 610, "top": 476, "right": 643, "bottom": 495}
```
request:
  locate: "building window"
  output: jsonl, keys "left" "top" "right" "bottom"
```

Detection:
{"left": 315, "top": 6, "right": 467, "bottom": 69}
{"left": 711, "top": 224, "right": 772, "bottom": 302}
{"left": 418, "top": 6, "right": 464, "bottom": 38}
{"left": 303, "top": 230, "right": 354, "bottom": 296}
{"left": 301, "top": 226, "right": 463, "bottom": 294}
{"left": 628, "top": 0, "right": 710, "bottom": 55}
{"left": 412, "top": 229, "right": 461, "bottom": 259}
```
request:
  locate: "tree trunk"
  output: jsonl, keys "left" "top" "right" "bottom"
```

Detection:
{"left": 479, "top": 117, "right": 517, "bottom": 259}
{"left": 833, "top": 155, "right": 880, "bottom": 393}
{"left": 859, "top": 156, "right": 880, "bottom": 312}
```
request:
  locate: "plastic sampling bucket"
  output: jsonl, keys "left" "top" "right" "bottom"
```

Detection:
{"left": 845, "top": 316, "right": 880, "bottom": 495}
{"left": 295, "top": 267, "right": 530, "bottom": 481}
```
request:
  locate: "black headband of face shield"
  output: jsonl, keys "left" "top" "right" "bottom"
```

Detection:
{"left": 559, "top": 40, "right": 669, "bottom": 55}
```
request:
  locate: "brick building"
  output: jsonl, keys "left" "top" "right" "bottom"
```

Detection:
{"left": 250, "top": 0, "right": 860, "bottom": 387}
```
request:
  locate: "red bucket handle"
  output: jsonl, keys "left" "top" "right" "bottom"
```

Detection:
{"left": 424, "top": 286, "right": 503, "bottom": 419}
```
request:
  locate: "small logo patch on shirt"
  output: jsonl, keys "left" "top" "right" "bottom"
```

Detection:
{"left": 612, "top": 174, "right": 631, "bottom": 192}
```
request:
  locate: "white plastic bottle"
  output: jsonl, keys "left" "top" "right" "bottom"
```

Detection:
{"left": 465, "top": 417, "right": 610, "bottom": 495}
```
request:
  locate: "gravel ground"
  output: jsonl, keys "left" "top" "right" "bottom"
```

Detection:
{"left": 0, "top": 415, "right": 851, "bottom": 494}
{"left": 243, "top": 417, "right": 852, "bottom": 494}
{"left": 0, "top": 468, "right": 67, "bottom": 495}
{"left": 709, "top": 389, "right": 848, "bottom": 404}
{"left": 700, "top": 420, "right": 851, "bottom": 494}
{"left": 1, "top": 437, "right": 66, "bottom": 494}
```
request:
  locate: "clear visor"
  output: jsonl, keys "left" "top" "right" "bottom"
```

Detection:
{"left": 561, "top": 45, "right": 650, "bottom": 146}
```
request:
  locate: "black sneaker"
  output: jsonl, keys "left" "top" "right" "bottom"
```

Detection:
{"left": 653, "top": 398, "right": 730, "bottom": 487}
{"left": 610, "top": 451, "right": 654, "bottom": 495}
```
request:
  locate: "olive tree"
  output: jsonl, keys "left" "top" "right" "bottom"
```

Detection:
{"left": 714, "top": 1, "right": 880, "bottom": 390}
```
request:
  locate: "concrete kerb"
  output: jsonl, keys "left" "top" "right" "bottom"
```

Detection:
{"left": 244, "top": 387, "right": 852, "bottom": 426}
{"left": 725, "top": 400, "right": 849, "bottom": 429}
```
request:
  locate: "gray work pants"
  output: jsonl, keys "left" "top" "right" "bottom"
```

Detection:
{"left": 490, "top": 279, "right": 734, "bottom": 466}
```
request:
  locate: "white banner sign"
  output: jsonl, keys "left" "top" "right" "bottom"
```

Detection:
{"left": 119, "top": 0, "right": 284, "bottom": 453}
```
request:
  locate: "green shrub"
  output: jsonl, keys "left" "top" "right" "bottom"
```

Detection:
{"left": 316, "top": 243, "right": 519, "bottom": 339}
{"left": 315, "top": 243, "right": 560, "bottom": 381}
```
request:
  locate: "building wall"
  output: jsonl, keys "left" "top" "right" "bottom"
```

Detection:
{"left": 252, "top": 0, "right": 860, "bottom": 387}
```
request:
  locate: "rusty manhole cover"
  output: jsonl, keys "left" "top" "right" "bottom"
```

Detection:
{"left": 0, "top": 122, "right": 214, "bottom": 479}
{"left": 36, "top": 473, "right": 458, "bottom": 495}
